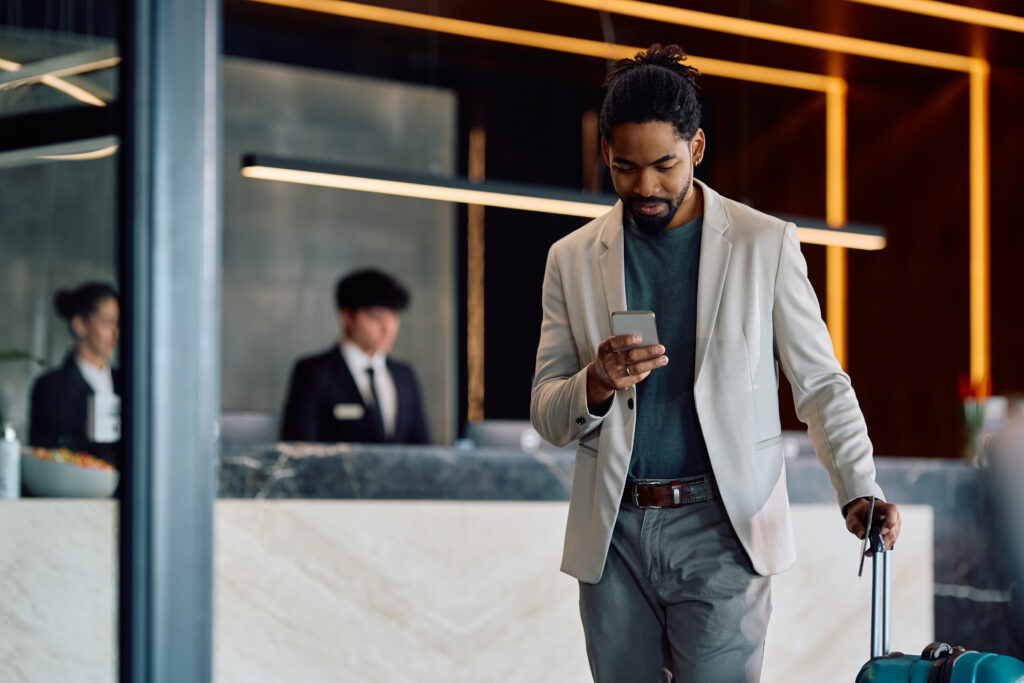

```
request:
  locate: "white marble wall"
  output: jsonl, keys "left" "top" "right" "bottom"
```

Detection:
{"left": 0, "top": 500, "right": 932, "bottom": 682}
{"left": 215, "top": 501, "right": 933, "bottom": 683}
{"left": 0, "top": 500, "right": 118, "bottom": 683}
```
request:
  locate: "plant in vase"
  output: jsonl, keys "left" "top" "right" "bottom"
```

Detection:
{"left": 0, "top": 349, "right": 45, "bottom": 426}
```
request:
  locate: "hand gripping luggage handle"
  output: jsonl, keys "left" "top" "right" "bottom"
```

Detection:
{"left": 868, "top": 524, "right": 891, "bottom": 659}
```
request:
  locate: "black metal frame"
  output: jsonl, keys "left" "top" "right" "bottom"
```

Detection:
{"left": 119, "top": 0, "right": 221, "bottom": 680}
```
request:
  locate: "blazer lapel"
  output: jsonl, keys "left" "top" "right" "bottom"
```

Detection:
{"left": 598, "top": 202, "right": 628, "bottom": 327}
{"left": 328, "top": 348, "right": 364, "bottom": 407}
{"left": 694, "top": 181, "right": 732, "bottom": 383}
{"left": 386, "top": 359, "right": 406, "bottom": 438}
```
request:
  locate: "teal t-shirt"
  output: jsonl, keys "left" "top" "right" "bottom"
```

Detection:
{"left": 624, "top": 215, "right": 712, "bottom": 479}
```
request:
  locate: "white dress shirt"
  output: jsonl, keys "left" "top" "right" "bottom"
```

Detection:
{"left": 339, "top": 341, "right": 398, "bottom": 438}
{"left": 76, "top": 357, "right": 115, "bottom": 395}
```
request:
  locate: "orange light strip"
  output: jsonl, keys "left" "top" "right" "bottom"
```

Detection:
{"left": 556, "top": 0, "right": 990, "bottom": 390}
{"left": 467, "top": 127, "right": 486, "bottom": 423}
{"left": 245, "top": 0, "right": 917, "bottom": 368}
{"left": 826, "top": 81, "right": 849, "bottom": 368}
{"left": 970, "top": 60, "right": 990, "bottom": 387}
{"left": 548, "top": 0, "right": 975, "bottom": 71}
{"left": 846, "top": 0, "right": 1024, "bottom": 33}
{"left": 246, "top": 0, "right": 836, "bottom": 91}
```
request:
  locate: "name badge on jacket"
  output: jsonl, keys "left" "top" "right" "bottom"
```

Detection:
{"left": 333, "top": 403, "right": 365, "bottom": 421}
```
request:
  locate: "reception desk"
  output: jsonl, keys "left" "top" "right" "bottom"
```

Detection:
{"left": 4, "top": 437, "right": 1018, "bottom": 682}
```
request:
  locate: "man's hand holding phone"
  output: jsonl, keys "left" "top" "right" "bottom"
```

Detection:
{"left": 587, "top": 311, "right": 668, "bottom": 413}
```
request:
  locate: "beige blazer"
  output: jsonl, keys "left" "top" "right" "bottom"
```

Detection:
{"left": 530, "top": 180, "right": 884, "bottom": 583}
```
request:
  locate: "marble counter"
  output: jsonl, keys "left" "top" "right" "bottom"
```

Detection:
{"left": 1, "top": 435, "right": 1018, "bottom": 683}
{"left": 0, "top": 498, "right": 935, "bottom": 683}
{"left": 219, "top": 436, "right": 1023, "bottom": 658}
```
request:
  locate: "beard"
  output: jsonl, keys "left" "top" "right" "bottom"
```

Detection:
{"left": 621, "top": 178, "right": 690, "bottom": 235}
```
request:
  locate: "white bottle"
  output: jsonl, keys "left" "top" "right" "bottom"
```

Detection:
{"left": 0, "top": 424, "right": 21, "bottom": 499}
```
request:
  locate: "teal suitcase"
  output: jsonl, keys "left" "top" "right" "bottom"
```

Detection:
{"left": 855, "top": 529, "right": 1024, "bottom": 682}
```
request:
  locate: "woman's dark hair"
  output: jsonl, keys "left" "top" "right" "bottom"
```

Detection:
{"left": 335, "top": 269, "right": 409, "bottom": 312}
{"left": 54, "top": 282, "right": 119, "bottom": 334}
{"left": 599, "top": 43, "right": 702, "bottom": 142}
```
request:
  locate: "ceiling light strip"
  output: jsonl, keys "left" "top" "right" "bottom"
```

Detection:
{"left": 0, "top": 54, "right": 111, "bottom": 106}
{"left": 240, "top": 157, "right": 885, "bottom": 250}
{"left": 242, "top": 164, "right": 612, "bottom": 217}
{"left": 548, "top": 0, "right": 975, "bottom": 71}
{"left": 246, "top": 0, "right": 835, "bottom": 91}
{"left": 0, "top": 136, "right": 119, "bottom": 168}
{"left": 36, "top": 144, "right": 119, "bottom": 161}
{"left": 0, "top": 45, "right": 121, "bottom": 90}
{"left": 0, "top": 56, "right": 120, "bottom": 90}
{"left": 38, "top": 74, "right": 107, "bottom": 107}
{"left": 845, "top": 0, "right": 1024, "bottom": 33}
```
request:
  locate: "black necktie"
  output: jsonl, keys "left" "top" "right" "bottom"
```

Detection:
{"left": 365, "top": 367, "right": 387, "bottom": 441}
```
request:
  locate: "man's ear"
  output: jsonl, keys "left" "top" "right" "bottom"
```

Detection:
{"left": 339, "top": 307, "right": 353, "bottom": 332}
{"left": 690, "top": 128, "right": 706, "bottom": 161}
{"left": 601, "top": 137, "right": 611, "bottom": 167}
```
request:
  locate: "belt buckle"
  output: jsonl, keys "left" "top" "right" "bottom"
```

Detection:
{"left": 633, "top": 483, "right": 663, "bottom": 509}
{"left": 671, "top": 483, "right": 682, "bottom": 506}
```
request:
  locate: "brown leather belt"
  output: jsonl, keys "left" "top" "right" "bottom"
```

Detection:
{"left": 622, "top": 475, "right": 717, "bottom": 508}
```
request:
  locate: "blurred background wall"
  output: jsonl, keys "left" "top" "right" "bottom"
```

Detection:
{"left": 221, "top": 58, "right": 457, "bottom": 443}
{"left": 0, "top": 154, "right": 118, "bottom": 430}
{"left": 222, "top": 0, "right": 1024, "bottom": 456}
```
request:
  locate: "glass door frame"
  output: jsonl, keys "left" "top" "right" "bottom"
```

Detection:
{"left": 119, "top": 0, "right": 220, "bottom": 681}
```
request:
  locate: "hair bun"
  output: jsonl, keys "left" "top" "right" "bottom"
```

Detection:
{"left": 605, "top": 43, "right": 699, "bottom": 89}
{"left": 54, "top": 290, "right": 76, "bottom": 320}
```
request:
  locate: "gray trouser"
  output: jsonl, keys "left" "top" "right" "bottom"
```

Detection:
{"left": 578, "top": 497, "right": 772, "bottom": 683}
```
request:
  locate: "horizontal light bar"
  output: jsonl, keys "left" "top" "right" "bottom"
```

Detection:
{"left": 549, "top": 0, "right": 976, "bottom": 72}
{"left": 795, "top": 227, "right": 884, "bottom": 251}
{"left": 241, "top": 155, "right": 885, "bottom": 250}
{"left": 0, "top": 136, "right": 119, "bottom": 169}
{"left": 0, "top": 46, "right": 120, "bottom": 91}
{"left": 37, "top": 144, "right": 119, "bottom": 161}
{"left": 242, "top": 155, "right": 615, "bottom": 217}
{"left": 246, "top": 0, "right": 836, "bottom": 91}
{"left": 0, "top": 52, "right": 111, "bottom": 107}
{"left": 846, "top": 0, "right": 1024, "bottom": 33}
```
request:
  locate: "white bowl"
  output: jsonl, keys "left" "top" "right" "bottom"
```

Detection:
{"left": 20, "top": 451, "right": 119, "bottom": 498}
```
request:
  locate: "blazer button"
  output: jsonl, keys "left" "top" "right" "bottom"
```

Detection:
{"left": 627, "top": 398, "right": 634, "bottom": 410}
{"left": 575, "top": 416, "right": 585, "bottom": 425}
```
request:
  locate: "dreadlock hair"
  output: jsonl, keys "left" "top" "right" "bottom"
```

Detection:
{"left": 599, "top": 44, "right": 702, "bottom": 143}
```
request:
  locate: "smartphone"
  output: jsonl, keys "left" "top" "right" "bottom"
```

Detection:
{"left": 611, "top": 310, "right": 660, "bottom": 350}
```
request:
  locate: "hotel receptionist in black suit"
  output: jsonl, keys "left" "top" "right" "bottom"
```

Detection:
{"left": 29, "top": 282, "right": 122, "bottom": 465}
{"left": 280, "top": 269, "right": 430, "bottom": 444}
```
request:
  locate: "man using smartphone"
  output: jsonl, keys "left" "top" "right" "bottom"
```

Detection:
{"left": 530, "top": 44, "right": 900, "bottom": 682}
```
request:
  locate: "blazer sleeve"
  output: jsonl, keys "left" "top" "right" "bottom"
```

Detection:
{"left": 279, "top": 359, "right": 319, "bottom": 441}
{"left": 772, "top": 222, "right": 884, "bottom": 508}
{"left": 530, "top": 244, "right": 609, "bottom": 448}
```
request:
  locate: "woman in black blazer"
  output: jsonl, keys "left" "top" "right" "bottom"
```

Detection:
{"left": 29, "top": 282, "right": 122, "bottom": 465}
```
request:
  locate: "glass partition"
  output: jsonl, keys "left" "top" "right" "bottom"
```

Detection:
{"left": 0, "top": 5, "right": 122, "bottom": 681}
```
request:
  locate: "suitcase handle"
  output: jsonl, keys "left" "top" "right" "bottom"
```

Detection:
{"left": 869, "top": 524, "right": 891, "bottom": 659}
